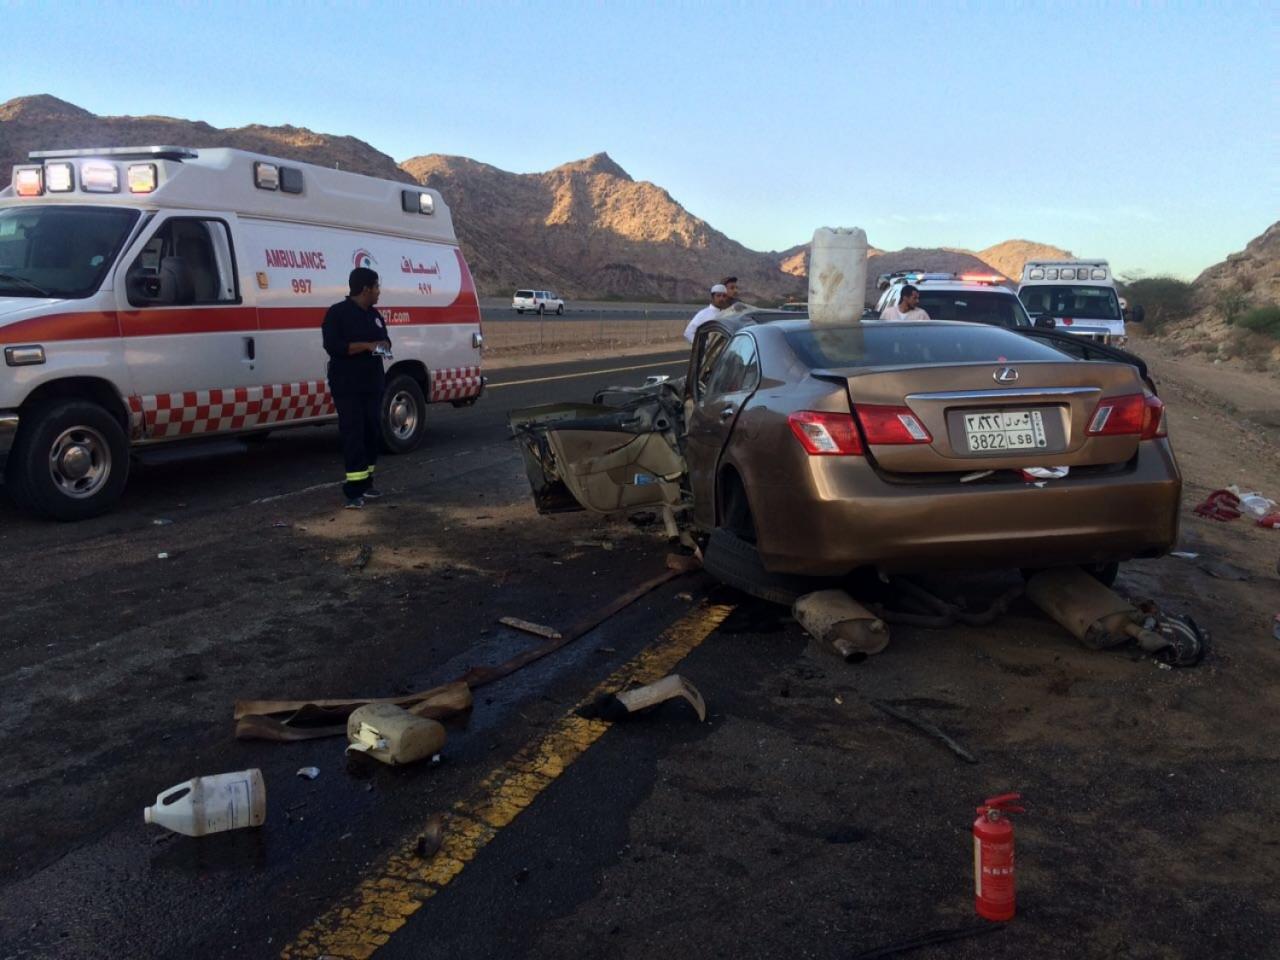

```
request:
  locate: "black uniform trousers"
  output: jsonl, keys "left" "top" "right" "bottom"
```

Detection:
{"left": 333, "top": 389, "right": 381, "bottom": 500}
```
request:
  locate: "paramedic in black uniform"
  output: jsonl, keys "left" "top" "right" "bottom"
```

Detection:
{"left": 322, "top": 267, "right": 390, "bottom": 508}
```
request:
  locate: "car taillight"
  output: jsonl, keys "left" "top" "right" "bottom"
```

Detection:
{"left": 788, "top": 411, "right": 864, "bottom": 456}
{"left": 1087, "top": 393, "right": 1163, "bottom": 437}
{"left": 855, "top": 404, "right": 933, "bottom": 445}
{"left": 1141, "top": 394, "right": 1167, "bottom": 439}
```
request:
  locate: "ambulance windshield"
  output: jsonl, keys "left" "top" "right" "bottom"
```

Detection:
{"left": 1018, "top": 285, "right": 1121, "bottom": 320}
{"left": 0, "top": 205, "right": 140, "bottom": 299}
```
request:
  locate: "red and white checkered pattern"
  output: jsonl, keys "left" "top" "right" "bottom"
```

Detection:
{"left": 128, "top": 381, "right": 336, "bottom": 439}
{"left": 430, "top": 365, "right": 483, "bottom": 402}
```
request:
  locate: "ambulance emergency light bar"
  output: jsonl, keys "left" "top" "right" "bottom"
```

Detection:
{"left": 1026, "top": 267, "right": 1109, "bottom": 281}
{"left": 12, "top": 157, "right": 160, "bottom": 195}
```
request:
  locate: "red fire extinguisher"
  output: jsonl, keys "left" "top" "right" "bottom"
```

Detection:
{"left": 973, "top": 792, "right": 1025, "bottom": 921}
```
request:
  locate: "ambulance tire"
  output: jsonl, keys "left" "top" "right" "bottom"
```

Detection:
{"left": 380, "top": 374, "right": 427, "bottom": 454}
{"left": 8, "top": 400, "right": 129, "bottom": 521}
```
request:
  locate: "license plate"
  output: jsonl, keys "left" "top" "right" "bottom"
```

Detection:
{"left": 963, "top": 410, "right": 1047, "bottom": 453}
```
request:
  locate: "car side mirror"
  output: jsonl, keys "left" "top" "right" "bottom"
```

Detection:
{"left": 1131, "top": 304, "right": 1145, "bottom": 323}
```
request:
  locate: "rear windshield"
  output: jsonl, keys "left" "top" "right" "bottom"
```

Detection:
{"left": 783, "top": 323, "right": 1075, "bottom": 369}
{"left": 515, "top": 289, "right": 534, "bottom": 297}
{"left": 1019, "top": 285, "right": 1120, "bottom": 320}
{"left": 917, "top": 290, "right": 1030, "bottom": 328}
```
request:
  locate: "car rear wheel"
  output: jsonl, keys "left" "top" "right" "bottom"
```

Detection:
{"left": 556, "top": 304, "right": 564, "bottom": 316}
{"left": 380, "top": 373, "right": 427, "bottom": 454}
{"left": 6, "top": 400, "right": 130, "bottom": 521}
{"left": 703, "top": 529, "right": 819, "bottom": 607}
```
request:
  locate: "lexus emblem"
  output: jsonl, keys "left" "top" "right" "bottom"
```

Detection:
{"left": 994, "top": 367, "right": 1019, "bottom": 384}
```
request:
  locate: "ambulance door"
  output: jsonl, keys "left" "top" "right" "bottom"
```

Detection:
{"left": 114, "top": 212, "right": 262, "bottom": 439}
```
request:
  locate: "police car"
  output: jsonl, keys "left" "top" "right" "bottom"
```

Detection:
{"left": 0, "top": 145, "right": 485, "bottom": 519}
{"left": 875, "top": 271, "right": 1033, "bottom": 328}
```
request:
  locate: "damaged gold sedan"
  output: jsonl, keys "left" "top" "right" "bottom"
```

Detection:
{"left": 509, "top": 312, "right": 1181, "bottom": 601}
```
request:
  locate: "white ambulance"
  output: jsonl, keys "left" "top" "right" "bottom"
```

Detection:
{"left": 1017, "top": 260, "right": 1139, "bottom": 346}
{"left": 0, "top": 146, "right": 485, "bottom": 519}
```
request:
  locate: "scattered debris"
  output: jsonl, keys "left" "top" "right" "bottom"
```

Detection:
{"left": 960, "top": 470, "right": 995, "bottom": 483}
{"left": 156, "top": 552, "right": 170, "bottom": 560}
{"left": 628, "top": 511, "right": 660, "bottom": 528}
{"left": 1197, "top": 558, "right": 1251, "bottom": 581}
{"left": 152, "top": 518, "right": 173, "bottom": 526}
{"left": 235, "top": 568, "right": 690, "bottom": 740}
{"left": 1020, "top": 465, "right": 1069, "bottom": 483}
{"left": 675, "top": 592, "right": 693, "bottom": 601}
{"left": 144, "top": 769, "right": 266, "bottom": 837}
{"left": 295, "top": 767, "right": 320, "bottom": 780}
{"left": 1026, "top": 567, "right": 1205, "bottom": 665}
{"left": 414, "top": 814, "right": 444, "bottom": 859}
{"left": 352, "top": 545, "right": 373, "bottom": 571}
{"left": 1256, "top": 512, "right": 1280, "bottom": 530}
{"left": 1170, "top": 551, "right": 1200, "bottom": 560}
{"left": 571, "top": 539, "right": 615, "bottom": 551}
{"left": 1193, "top": 489, "right": 1242, "bottom": 521}
{"left": 346, "top": 703, "right": 447, "bottom": 766}
{"left": 870, "top": 700, "right": 977, "bottom": 764}
{"left": 499, "top": 616, "right": 563, "bottom": 641}
{"left": 793, "top": 590, "right": 889, "bottom": 662}
{"left": 1238, "top": 491, "right": 1277, "bottom": 520}
{"left": 234, "top": 680, "right": 473, "bottom": 742}
{"left": 272, "top": 520, "right": 290, "bottom": 528}
{"left": 665, "top": 552, "right": 701, "bottom": 574}
{"left": 579, "top": 674, "right": 706, "bottom": 723}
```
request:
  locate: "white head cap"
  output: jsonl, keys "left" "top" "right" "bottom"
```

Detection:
{"left": 710, "top": 283, "right": 728, "bottom": 294}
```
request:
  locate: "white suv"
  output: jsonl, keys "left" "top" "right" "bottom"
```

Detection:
{"left": 875, "top": 272, "right": 1033, "bottom": 329}
{"left": 512, "top": 289, "right": 565, "bottom": 315}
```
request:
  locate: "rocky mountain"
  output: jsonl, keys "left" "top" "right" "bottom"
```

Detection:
{"left": 3, "top": 95, "right": 1081, "bottom": 303}
{"left": 1191, "top": 221, "right": 1280, "bottom": 310}
{"left": 401, "top": 152, "right": 798, "bottom": 301}
{"left": 0, "top": 94, "right": 410, "bottom": 184}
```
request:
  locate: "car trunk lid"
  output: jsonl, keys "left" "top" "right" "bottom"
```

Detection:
{"left": 818, "top": 360, "right": 1148, "bottom": 473}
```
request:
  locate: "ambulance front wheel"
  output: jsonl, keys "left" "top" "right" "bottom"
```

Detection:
{"left": 6, "top": 400, "right": 130, "bottom": 521}
{"left": 380, "top": 374, "right": 427, "bottom": 454}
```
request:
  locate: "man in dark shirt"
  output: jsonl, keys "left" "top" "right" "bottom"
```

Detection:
{"left": 322, "top": 267, "right": 391, "bottom": 508}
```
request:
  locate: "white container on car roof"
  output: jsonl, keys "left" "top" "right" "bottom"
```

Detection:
{"left": 807, "top": 227, "right": 867, "bottom": 325}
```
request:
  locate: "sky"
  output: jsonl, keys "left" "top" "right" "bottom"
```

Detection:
{"left": 4, "top": 0, "right": 1276, "bottom": 278}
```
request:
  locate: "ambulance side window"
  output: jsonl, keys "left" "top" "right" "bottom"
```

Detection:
{"left": 127, "top": 218, "right": 239, "bottom": 307}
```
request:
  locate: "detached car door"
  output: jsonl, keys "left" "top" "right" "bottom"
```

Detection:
{"left": 684, "top": 328, "right": 761, "bottom": 529}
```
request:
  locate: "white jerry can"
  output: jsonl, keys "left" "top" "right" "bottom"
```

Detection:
{"left": 144, "top": 768, "right": 267, "bottom": 837}
{"left": 808, "top": 227, "right": 868, "bottom": 325}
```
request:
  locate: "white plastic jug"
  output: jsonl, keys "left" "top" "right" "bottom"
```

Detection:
{"left": 144, "top": 768, "right": 267, "bottom": 837}
{"left": 808, "top": 227, "right": 868, "bottom": 325}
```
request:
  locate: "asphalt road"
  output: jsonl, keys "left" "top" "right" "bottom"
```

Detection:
{"left": 0, "top": 345, "right": 1276, "bottom": 960}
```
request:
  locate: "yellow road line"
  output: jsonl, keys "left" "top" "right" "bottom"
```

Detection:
{"left": 486, "top": 358, "right": 685, "bottom": 389}
{"left": 282, "top": 602, "right": 733, "bottom": 960}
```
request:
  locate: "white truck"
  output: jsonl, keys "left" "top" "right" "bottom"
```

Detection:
{"left": 1017, "top": 260, "right": 1140, "bottom": 346}
{"left": 0, "top": 146, "right": 485, "bottom": 519}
